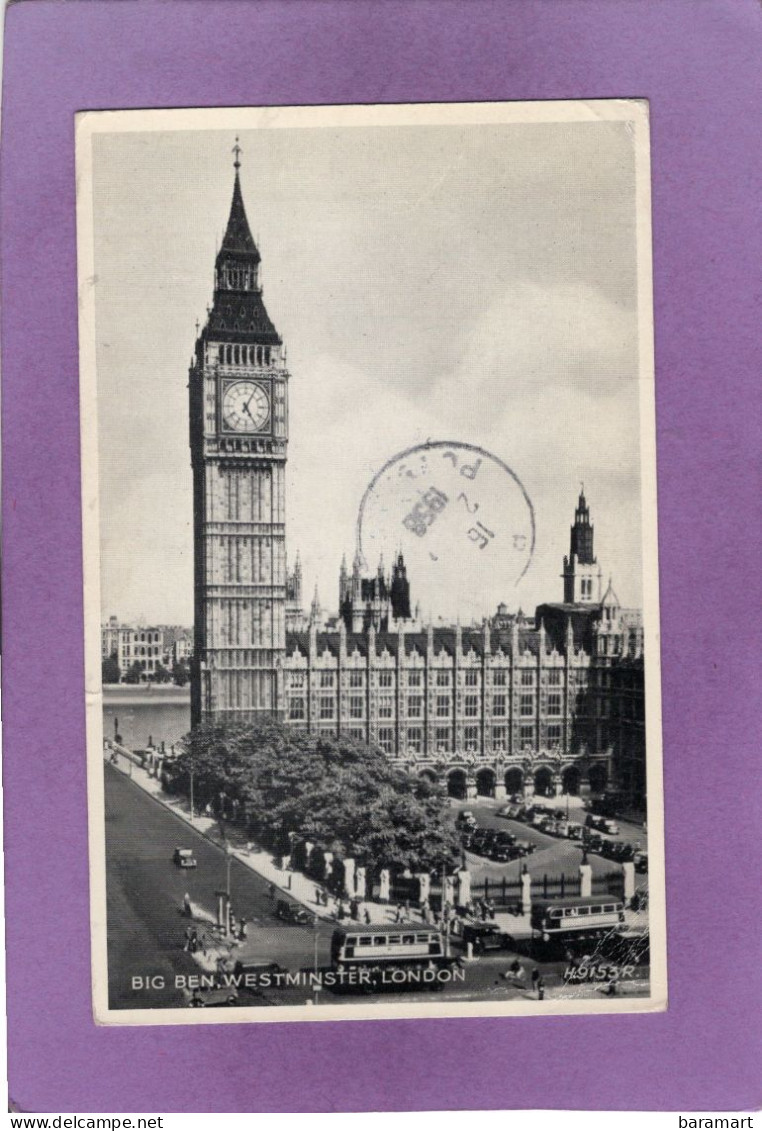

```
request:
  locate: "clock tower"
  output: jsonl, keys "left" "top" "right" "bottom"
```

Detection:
{"left": 189, "top": 145, "right": 288, "bottom": 727}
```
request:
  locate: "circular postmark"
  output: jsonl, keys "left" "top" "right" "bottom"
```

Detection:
{"left": 357, "top": 441, "right": 535, "bottom": 620}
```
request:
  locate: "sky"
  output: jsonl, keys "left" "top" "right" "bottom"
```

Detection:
{"left": 91, "top": 111, "right": 648, "bottom": 627}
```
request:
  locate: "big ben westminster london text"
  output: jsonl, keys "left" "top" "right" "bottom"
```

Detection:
{"left": 189, "top": 141, "right": 289, "bottom": 726}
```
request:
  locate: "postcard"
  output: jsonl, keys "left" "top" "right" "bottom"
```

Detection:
{"left": 76, "top": 100, "right": 666, "bottom": 1024}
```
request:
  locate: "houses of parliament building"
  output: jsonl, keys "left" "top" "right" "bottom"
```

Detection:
{"left": 189, "top": 153, "right": 646, "bottom": 809}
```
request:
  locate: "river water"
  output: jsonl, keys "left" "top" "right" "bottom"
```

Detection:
{"left": 102, "top": 689, "right": 191, "bottom": 750}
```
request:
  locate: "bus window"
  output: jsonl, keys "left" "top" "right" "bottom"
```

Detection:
{"left": 577, "top": 906, "right": 590, "bottom": 916}
{"left": 373, "top": 936, "right": 387, "bottom": 946}
{"left": 388, "top": 936, "right": 401, "bottom": 945}
{"left": 416, "top": 934, "right": 431, "bottom": 943}
{"left": 358, "top": 937, "right": 372, "bottom": 946}
{"left": 401, "top": 935, "right": 415, "bottom": 945}
{"left": 603, "top": 904, "right": 615, "bottom": 913}
{"left": 346, "top": 936, "right": 359, "bottom": 946}
{"left": 549, "top": 909, "right": 562, "bottom": 919}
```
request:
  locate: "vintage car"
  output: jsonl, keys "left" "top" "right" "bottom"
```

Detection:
{"left": 456, "top": 810, "right": 478, "bottom": 830}
{"left": 276, "top": 899, "right": 315, "bottom": 925}
{"left": 173, "top": 847, "right": 197, "bottom": 868}
{"left": 634, "top": 850, "right": 649, "bottom": 873}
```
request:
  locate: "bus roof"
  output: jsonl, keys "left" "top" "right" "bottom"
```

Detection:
{"left": 333, "top": 922, "right": 437, "bottom": 935}
{"left": 531, "top": 895, "right": 623, "bottom": 910}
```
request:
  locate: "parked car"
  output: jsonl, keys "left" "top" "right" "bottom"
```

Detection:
{"left": 461, "top": 922, "right": 514, "bottom": 954}
{"left": 634, "top": 850, "right": 649, "bottom": 873}
{"left": 460, "top": 832, "right": 475, "bottom": 850}
{"left": 173, "top": 847, "right": 197, "bottom": 868}
{"left": 601, "top": 819, "right": 620, "bottom": 835}
{"left": 456, "top": 810, "right": 478, "bottom": 830}
{"left": 489, "top": 845, "right": 514, "bottom": 863}
{"left": 495, "top": 804, "right": 513, "bottom": 818}
{"left": 584, "top": 833, "right": 605, "bottom": 852}
{"left": 515, "top": 840, "right": 536, "bottom": 856}
{"left": 567, "top": 823, "right": 584, "bottom": 840}
{"left": 494, "top": 830, "right": 517, "bottom": 845}
{"left": 276, "top": 899, "right": 314, "bottom": 925}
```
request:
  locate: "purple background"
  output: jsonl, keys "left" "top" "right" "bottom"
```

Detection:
{"left": 2, "top": 0, "right": 760, "bottom": 1113}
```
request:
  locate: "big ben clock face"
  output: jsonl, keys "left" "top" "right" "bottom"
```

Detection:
{"left": 222, "top": 380, "right": 270, "bottom": 433}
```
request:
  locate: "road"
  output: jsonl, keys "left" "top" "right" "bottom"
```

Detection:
{"left": 452, "top": 797, "right": 648, "bottom": 886}
{"left": 105, "top": 765, "right": 597, "bottom": 1010}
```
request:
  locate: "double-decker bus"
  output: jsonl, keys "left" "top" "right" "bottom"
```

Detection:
{"left": 531, "top": 896, "right": 626, "bottom": 947}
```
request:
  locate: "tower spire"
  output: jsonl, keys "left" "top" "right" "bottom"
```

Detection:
{"left": 232, "top": 135, "right": 242, "bottom": 171}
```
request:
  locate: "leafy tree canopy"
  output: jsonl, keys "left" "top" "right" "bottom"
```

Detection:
{"left": 102, "top": 652, "right": 121, "bottom": 684}
{"left": 172, "top": 720, "right": 461, "bottom": 874}
{"left": 123, "top": 661, "right": 143, "bottom": 685}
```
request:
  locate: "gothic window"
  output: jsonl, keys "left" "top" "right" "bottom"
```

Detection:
{"left": 378, "top": 727, "right": 395, "bottom": 754}
{"left": 547, "top": 724, "right": 562, "bottom": 745}
{"left": 464, "top": 726, "right": 479, "bottom": 751}
{"left": 465, "top": 670, "right": 478, "bottom": 686}
{"left": 290, "top": 672, "right": 306, "bottom": 689}
{"left": 350, "top": 696, "right": 364, "bottom": 719}
{"left": 492, "top": 694, "right": 507, "bottom": 717}
{"left": 319, "top": 696, "right": 335, "bottom": 719}
{"left": 435, "top": 727, "right": 450, "bottom": 752}
{"left": 464, "top": 695, "right": 479, "bottom": 717}
{"left": 349, "top": 671, "right": 364, "bottom": 688}
{"left": 520, "top": 724, "right": 534, "bottom": 746}
{"left": 492, "top": 725, "right": 507, "bottom": 751}
{"left": 436, "top": 670, "right": 451, "bottom": 687}
{"left": 265, "top": 347, "right": 271, "bottom": 365}
{"left": 349, "top": 728, "right": 365, "bottom": 743}
{"left": 320, "top": 671, "right": 335, "bottom": 688}
{"left": 379, "top": 671, "right": 393, "bottom": 688}
{"left": 407, "top": 670, "right": 422, "bottom": 687}
{"left": 257, "top": 346, "right": 263, "bottom": 365}
{"left": 548, "top": 670, "right": 561, "bottom": 686}
{"left": 521, "top": 670, "right": 535, "bottom": 686}
{"left": 407, "top": 696, "right": 423, "bottom": 718}
{"left": 289, "top": 698, "right": 305, "bottom": 721}
{"left": 493, "top": 670, "right": 507, "bottom": 687}
{"left": 547, "top": 693, "right": 562, "bottom": 716}
{"left": 436, "top": 695, "right": 450, "bottom": 718}
{"left": 379, "top": 696, "right": 394, "bottom": 718}
{"left": 520, "top": 694, "right": 534, "bottom": 717}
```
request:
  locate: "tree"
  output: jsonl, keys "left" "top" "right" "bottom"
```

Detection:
{"left": 123, "top": 661, "right": 143, "bottom": 685}
{"left": 171, "top": 720, "right": 461, "bottom": 875}
{"left": 172, "top": 660, "right": 190, "bottom": 687}
{"left": 102, "top": 651, "right": 121, "bottom": 684}
{"left": 152, "top": 662, "right": 172, "bottom": 684}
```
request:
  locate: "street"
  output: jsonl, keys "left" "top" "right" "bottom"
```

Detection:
{"left": 105, "top": 762, "right": 333, "bottom": 1009}
{"left": 106, "top": 765, "right": 648, "bottom": 1010}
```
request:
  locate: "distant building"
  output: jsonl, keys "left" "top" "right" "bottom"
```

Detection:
{"left": 100, "top": 619, "right": 192, "bottom": 680}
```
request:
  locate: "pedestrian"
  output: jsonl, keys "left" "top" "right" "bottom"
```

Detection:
{"left": 315, "top": 886, "right": 322, "bottom": 905}
{"left": 238, "top": 917, "right": 247, "bottom": 940}
{"left": 531, "top": 967, "right": 540, "bottom": 992}
{"left": 364, "top": 907, "right": 371, "bottom": 925}
{"left": 395, "top": 902, "right": 403, "bottom": 924}
{"left": 189, "top": 930, "right": 198, "bottom": 954}
{"left": 183, "top": 892, "right": 192, "bottom": 918}
{"left": 183, "top": 926, "right": 193, "bottom": 951}
{"left": 403, "top": 899, "right": 410, "bottom": 918}
{"left": 537, "top": 976, "right": 545, "bottom": 1001}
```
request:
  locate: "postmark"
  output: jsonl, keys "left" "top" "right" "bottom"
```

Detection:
{"left": 357, "top": 441, "right": 535, "bottom": 620}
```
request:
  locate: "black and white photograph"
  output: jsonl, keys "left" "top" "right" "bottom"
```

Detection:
{"left": 77, "top": 101, "right": 665, "bottom": 1024}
